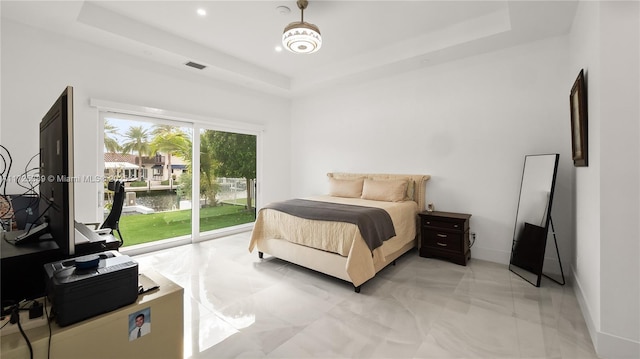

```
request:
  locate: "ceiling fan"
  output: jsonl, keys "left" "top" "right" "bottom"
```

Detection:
{"left": 282, "top": 0, "right": 322, "bottom": 54}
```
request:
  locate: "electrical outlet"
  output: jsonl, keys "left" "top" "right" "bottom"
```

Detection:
{"left": 1, "top": 300, "right": 48, "bottom": 337}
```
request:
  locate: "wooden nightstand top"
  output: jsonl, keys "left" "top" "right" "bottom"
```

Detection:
{"left": 419, "top": 211, "right": 471, "bottom": 220}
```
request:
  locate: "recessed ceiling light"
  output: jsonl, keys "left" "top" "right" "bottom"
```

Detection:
{"left": 275, "top": 46, "right": 283, "bottom": 52}
{"left": 276, "top": 6, "right": 291, "bottom": 15}
{"left": 197, "top": 8, "right": 206, "bottom": 16}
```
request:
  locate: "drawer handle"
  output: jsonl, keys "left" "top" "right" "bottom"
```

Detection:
{"left": 436, "top": 233, "right": 448, "bottom": 238}
{"left": 436, "top": 242, "right": 448, "bottom": 247}
{"left": 453, "top": 224, "right": 459, "bottom": 228}
{"left": 425, "top": 221, "right": 431, "bottom": 225}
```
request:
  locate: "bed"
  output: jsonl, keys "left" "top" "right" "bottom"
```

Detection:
{"left": 249, "top": 173, "right": 430, "bottom": 292}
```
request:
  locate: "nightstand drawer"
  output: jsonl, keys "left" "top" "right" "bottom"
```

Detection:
{"left": 423, "top": 230, "right": 463, "bottom": 252}
{"left": 421, "top": 218, "right": 465, "bottom": 231}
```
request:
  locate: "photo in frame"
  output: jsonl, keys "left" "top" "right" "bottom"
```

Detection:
{"left": 128, "top": 307, "right": 152, "bottom": 341}
{"left": 570, "top": 69, "right": 588, "bottom": 167}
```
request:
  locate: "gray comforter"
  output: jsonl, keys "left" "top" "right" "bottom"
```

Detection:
{"left": 263, "top": 198, "right": 396, "bottom": 251}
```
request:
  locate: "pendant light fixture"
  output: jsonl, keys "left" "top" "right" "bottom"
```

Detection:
{"left": 282, "top": 0, "right": 322, "bottom": 54}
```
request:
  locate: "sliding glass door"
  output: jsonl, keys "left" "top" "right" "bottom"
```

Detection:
{"left": 101, "top": 112, "right": 258, "bottom": 250}
{"left": 103, "top": 115, "right": 193, "bottom": 247}
{"left": 197, "top": 129, "right": 256, "bottom": 237}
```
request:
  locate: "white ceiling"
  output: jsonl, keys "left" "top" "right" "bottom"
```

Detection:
{"left": 1, "top": 1, "right": 578, "bottom": 97}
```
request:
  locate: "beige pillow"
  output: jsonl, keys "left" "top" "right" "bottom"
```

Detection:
{"left": 329, "top": 178, "right": 364, "bottom": 198}
{"left": 361, "top": 179, "right": 408, "bottom": 202}
{"left": 369, "top": 175, "right": 413, "bottom": 200}
{"left": 405, "top": 179, "right": 415, "bottom": 201}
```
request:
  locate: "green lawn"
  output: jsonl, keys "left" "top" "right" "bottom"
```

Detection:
{"left": 221, "top": 197, "right": 247, "bottom": 206}
{"left": 119, "top": 204, "right": 255, "bottom": 247}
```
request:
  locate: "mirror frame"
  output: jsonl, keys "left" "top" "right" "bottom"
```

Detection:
{"left": 509, "top": 154, "right": 559, "bottom": 287}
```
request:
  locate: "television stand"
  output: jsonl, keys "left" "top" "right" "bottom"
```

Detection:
{"left": 1, "top": 236, "right": 62, "bottom": 305}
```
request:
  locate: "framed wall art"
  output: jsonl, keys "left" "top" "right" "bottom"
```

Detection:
{"left": 570, "top": 69, "right": 588, "bottom": 167}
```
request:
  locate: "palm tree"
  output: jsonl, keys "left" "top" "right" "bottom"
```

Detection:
{"left": 149, "top": 125, "right": 190, "bottom": 189}
{"left": 121, "top": 126, "right": 150, "bottom": 181}
{"left": 104, "top": 120, "right": 121, "bottom": 153}
{"left": 198, "top": 130, "right": 220, "bottom": 206}
{"left": 176, "top": 130, "right": 218, "bottom": 206}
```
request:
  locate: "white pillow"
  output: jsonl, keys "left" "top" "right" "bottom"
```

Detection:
{"left": 328, "top": 178, "right": 364, "bottom": 198}
{"left": 361, "top": 179, "right": 408, "bottom": 202}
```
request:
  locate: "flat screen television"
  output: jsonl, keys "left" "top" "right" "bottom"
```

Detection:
{"left": 15, "top": 86, "right": 76, "bottom": 255}
{"left": 39, "top": 86, "right": 75, "bottom": 256}
{"left": 1, "top": 86, "right": 76, "bottom": 306}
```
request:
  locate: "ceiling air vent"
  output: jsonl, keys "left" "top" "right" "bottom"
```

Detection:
{"left": 185, "top": 61, "right": 206, "bottom": 70}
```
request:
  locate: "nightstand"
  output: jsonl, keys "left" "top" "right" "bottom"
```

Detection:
{"left": 419, "top": 211, "right": 471, "bottom": 266}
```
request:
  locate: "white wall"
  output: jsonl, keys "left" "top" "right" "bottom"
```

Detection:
{"left": 569, "top": 0, "right": 602, "bottom": 340}
{"left": 291, "top": 36, "right": 574, "bottom": 268}
{"left": 570, "top": 1, "right": 640, "bottom": 358}
{"left": 0, "top": 19, "right": 292, "bottom": 223}
{"left": 599, "top": 1, "right": 640, "bottom": 351}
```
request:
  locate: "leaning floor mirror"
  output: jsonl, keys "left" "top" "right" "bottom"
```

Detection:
{"left": 509, "top": 153, "right": 564, "bottom": 287}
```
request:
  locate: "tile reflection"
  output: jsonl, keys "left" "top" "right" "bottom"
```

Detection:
{"left": 133, "top": 232, "right": 599, "bottom": 359}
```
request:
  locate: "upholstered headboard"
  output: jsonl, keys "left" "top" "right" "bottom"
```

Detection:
{"left": 326, "top": 173, "right": 431, "bottom": 211}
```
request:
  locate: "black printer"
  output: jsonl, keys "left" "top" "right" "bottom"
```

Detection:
{"left": 44, "top": 250, "right": 138, "bottom": 326}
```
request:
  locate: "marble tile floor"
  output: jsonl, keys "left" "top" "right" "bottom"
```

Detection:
{"left": 132, "top": 232, "right": 599, "bottom": 359}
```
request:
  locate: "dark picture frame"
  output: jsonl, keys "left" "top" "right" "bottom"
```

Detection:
{"left": 570, "top": 69, "right": 588, "bottom": 167}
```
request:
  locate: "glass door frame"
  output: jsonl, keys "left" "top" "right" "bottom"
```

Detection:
{"left": 92, "top": 98, "right": 263, "bottom": 255}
